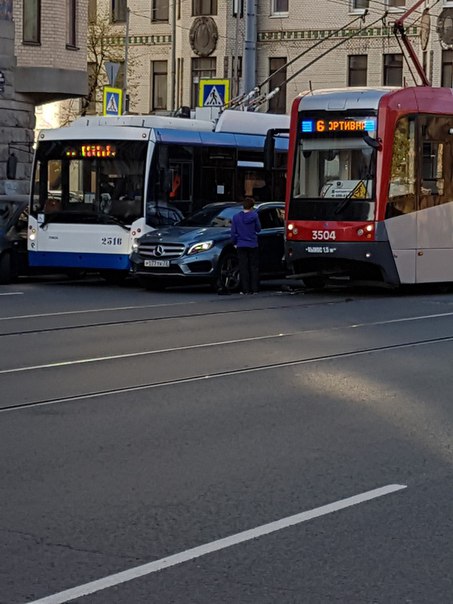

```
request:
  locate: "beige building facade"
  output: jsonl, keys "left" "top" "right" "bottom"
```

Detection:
{"left": 0, "top": 0, "right": 88, "bottom": 193}
{"left": 90, "top": 0, "right": 453, "bottom": 117}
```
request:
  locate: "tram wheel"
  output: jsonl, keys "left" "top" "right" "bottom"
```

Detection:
{"left": 303, "top": 276, "right": 326, "bottom": 290}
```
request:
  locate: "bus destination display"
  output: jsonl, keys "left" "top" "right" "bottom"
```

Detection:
{"left": 65, "top": 144, "right": 117, "bottom": 158}
{"left": 301, "top": 117, "right": 376, "bottom": 136}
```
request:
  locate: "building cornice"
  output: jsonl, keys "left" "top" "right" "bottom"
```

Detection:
{"left": 258, "top": 26, "right": 418, "bottom": 42}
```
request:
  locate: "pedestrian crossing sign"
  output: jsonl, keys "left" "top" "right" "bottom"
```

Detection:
{"left": 199, "top": 79, "right": 230, "bottom": 108}
{"left": 103, "top": 86, "right": 123, "bottom": 116}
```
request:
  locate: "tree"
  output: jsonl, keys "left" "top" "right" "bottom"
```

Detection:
{"left": 60, "top": 10, "right": 135, "bottom": 124}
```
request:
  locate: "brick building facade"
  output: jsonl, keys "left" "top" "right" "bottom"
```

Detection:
{"left": 0, "top": 0, "right": 88, "bottom": 194}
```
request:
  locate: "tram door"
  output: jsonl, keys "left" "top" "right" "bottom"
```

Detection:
{"left": 385, "top": 116, "right": 417, "bottom": 283}
{"left": 415, "top": 117, "right": 453, "bottom": 283}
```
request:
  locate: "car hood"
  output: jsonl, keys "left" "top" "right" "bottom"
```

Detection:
{"left": 140, "top": 226, "right": 231, "bottom": 245}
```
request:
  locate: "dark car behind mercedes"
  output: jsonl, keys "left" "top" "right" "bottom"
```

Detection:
{"left": 0, "top": 195, "right": 29, "bottom": 284}
{"left": 131, "top": 202, "right": 286, "bottom": 292}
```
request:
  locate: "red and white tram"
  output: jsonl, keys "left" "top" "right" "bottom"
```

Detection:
{"left": 285, "top": 86, "right": 453, "bottom": 287}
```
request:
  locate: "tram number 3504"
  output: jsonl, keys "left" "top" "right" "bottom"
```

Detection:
{"left": 311, "top": 230, "right": 336, "bottom": 241}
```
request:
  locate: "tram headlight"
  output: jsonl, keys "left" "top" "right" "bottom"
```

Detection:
{"left": 131, "top": 239, "right": 139, "bottom": 251}
{"left": 357, "top": 228, "right": 364, "bottom": 236}
{"left": 28, "top": 228, "right": 36, "bottom": 241}
{"left": 365, "top": 225, "right": 374, "bottom": 232}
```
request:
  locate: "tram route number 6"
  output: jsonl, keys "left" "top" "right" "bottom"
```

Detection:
{"left": 311, "top": 230, "right": 336, "bottom": 241}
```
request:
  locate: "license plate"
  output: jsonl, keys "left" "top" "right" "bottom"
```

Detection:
{"left": 144, "top": 259, "right": 170, "bottom": 268}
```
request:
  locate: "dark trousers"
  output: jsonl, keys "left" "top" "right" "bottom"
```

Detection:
{"left": 237, "top": 246, "right": 259, "bottom": 293}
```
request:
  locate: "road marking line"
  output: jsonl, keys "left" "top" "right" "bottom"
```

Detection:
{"left": 3, "top": 309, "right": 453, "bottom": 374}
{"left": 27, "top": 484, "right": 407, "bottom": 604}
{"left": 0, "top": 301, "right": 196, "bottom": 321}
{"left": 0, "top": 332, "right": 288, "bottom": 374}
{"left": 2, "top": 334, "right": 452, "bottom": 414}
{"left": 0, "top": 292, "right": 23, "bottom": 296}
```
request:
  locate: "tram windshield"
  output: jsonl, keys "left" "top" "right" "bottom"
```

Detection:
{"left": 31, "top": 140, "right": 147, "bottom": 226}
{"left": 290, "top": 116, "right": 377, "bottom": 221}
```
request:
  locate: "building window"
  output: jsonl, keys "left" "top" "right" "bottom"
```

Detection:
{"left": 268, "top": 57, "right": 286, "bottom": 114}
{"left": 191, "top": 57, "right": 216, "bottom": 108}
{"left": 152, "top": 0, "right": 169, "bottom": 22}
{"left": 351, "top": 0, "right": 369, "bottom": 10}
{"left": 88, "top": 0, "right": 97, "bottom": 23}
{"left": 441, "top": 50, "right": 453, "bottom": 86}
{"left": 383, "top": 53, "right": 403, "bottom": 85}
{"left": 348, "top": 55, "right": 367, "bottom": 86}
{"left": 66, "top": 0, "right": 77, "bottom": 47}
{"left": 193, "top": 0, "right": 217, "bottom": 16}
{"left": 387, "top": 0, "right": 405, "bottom": 7}
{"left": 23, "top": 0, "right": 41, "bottom": 44}
{"left": 271, "top": 0, "right": 289, "bottom": 14}
{"left": 151, "top": 61, "right": 168, "bottom": 111}
{"left": 111, "top": 0, "right": 126, "bottom": 22}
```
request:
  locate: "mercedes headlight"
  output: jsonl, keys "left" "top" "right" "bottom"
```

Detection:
{"left": 187, "top": 241, "right": 214, "bottom": 255}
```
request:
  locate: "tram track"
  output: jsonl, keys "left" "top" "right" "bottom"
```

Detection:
{"left": 2, "top": 331, "right": 453, "bottom": 414}
{"left": 0, "top": 294, "right": 355, "bottom": 337}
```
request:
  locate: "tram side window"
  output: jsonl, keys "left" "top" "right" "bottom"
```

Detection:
{"left": 387, "top": 117, "right": 416, "bottom": 217}
{"left": 419, "top": 116, "right": 453, "bottom": 210}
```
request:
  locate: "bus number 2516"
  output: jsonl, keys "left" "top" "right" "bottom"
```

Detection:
{"left": 311, "top": 230, "right": 336, "bottom": 241}
{"left": 101, "top": 237, "right": 123, "bottom": 246}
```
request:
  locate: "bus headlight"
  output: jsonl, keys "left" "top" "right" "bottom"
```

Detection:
{"left": 187, "top": 241, "right": 214, "bottom": 255}
{"left": 131, "top": 239, "right": 139, "bottom": 251}
{"left": 29, "top": 228, "right": 36, "bottom": 241}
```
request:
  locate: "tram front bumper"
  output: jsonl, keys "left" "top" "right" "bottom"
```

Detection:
{"left": 285, "top": 240, "right": 400, "bottom": 286}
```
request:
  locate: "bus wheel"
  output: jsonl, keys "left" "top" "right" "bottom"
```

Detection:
{"left": 0, "top": 252, "right": 13, "bottom": 284}
{"left": 303, "top": 276, "right": 326, "bottom": 290}
{"left": 100, "top": 270, "right": 129, "bottom": 285}
{"left": 216, "top": 252, "right": 240, "bottom": 293}
{"left": 65, "top": 269, "right": 86, "bottom": 280}
{"left": 137, "top": 276, "right": 165, "bottom": 291}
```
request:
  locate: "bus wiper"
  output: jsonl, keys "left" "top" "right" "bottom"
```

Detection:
{"left": 97, "top": 214, "right": 130, "bottom": 231}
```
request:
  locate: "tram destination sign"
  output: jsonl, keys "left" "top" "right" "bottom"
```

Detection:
{"left": 301, "top": 116, "right": 377, "bottom": 137}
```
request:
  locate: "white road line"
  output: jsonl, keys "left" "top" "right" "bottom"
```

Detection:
{"left": 0, "top": 291, "right": 23, "bottom": 296}
{"left": 2, "top": 309, "right": 453, "bottom": 375}
{"left": 26, "top": 484, "right": 407, "bottom": 604}
{"left": 0, "top": 301, "right": 195, "bottom": 321}
{"left": 352, "top": 310, "right": 453, "bottom": 327}
{"left": 0, "top": 332, "right": 288, "bottom": 375}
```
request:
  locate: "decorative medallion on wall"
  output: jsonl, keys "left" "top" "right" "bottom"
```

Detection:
{"left": 437, "top": 9, "right": 453, "bottom": 50}
{"left": 189, "top": 17, "right": 218, "bottom": 57}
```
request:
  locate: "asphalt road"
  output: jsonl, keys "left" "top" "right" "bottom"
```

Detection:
{"left": 0, "top": 276, "right": 452, "bottom": 603}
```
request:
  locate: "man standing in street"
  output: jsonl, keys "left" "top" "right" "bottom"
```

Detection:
{"left": 231, "top": 197, "right": 261, "bottom": 294}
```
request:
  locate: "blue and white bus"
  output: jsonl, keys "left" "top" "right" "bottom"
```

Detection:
{"left": 28, "top": 111, "right": 288, "bottom": 281}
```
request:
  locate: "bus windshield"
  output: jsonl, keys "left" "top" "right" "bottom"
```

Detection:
{"left": 31, "top": 140, "right": 147, "bottom": 225}
{"left": 290, "top": 118, "right": 377, "bottom": 221}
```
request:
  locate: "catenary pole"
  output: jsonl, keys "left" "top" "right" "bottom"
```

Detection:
{"left": 243, "top": 0, "right": 256, "bottom": 99}
{"left": 123, "top": 6, "right": 130, "bottom": 114}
